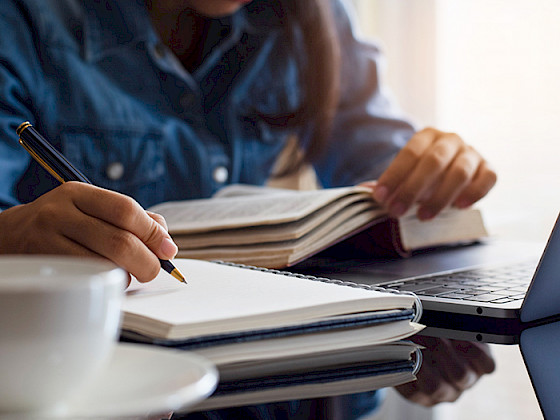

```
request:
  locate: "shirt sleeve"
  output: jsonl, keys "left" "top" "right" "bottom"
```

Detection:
{"left": 0, "top": 2, "right": 47, "bottom": 210}
{"left": 312, "top": 0, "right": 416, "bottom": 188}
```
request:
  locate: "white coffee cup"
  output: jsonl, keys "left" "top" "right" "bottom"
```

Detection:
{"left": 0, "top": 256, "right": 127, "bottom": 415}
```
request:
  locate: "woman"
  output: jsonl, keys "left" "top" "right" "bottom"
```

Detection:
{"left": 0, "top": 0, "right": 496, "bottom": 417}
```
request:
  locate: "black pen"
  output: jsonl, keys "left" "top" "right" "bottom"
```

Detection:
{"left": 16, "top": 121, "right": 186, "bottom": 284}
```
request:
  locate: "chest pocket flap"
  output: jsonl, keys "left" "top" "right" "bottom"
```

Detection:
{"left": 60, "top": 127, "right": 166, "bottom": 200}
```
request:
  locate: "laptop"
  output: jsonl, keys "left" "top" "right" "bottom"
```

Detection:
{"left": 291, "top": 214, "right": 560, "bottom": 419}
{"left": 295, "top": 214, "right": 560, "bottom": 419}
{"left": 295, "top": 213, "right": 560, "bottom": 345}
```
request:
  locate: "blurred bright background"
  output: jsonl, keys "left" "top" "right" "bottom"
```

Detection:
{"left": 349, "top": 1, "right": 560, "bottom": 419}
{"left": 351, "top": 0, "right": 560, "bottom": 244}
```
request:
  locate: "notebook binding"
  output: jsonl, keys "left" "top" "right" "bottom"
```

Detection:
{"left": 212, "top": 261, "right": 423, "bottom": 323}
{"left": 411, "top": 344, "right": 423, "bottom": 376}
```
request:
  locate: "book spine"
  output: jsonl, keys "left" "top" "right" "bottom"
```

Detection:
{"left": 212, "top": 261, "right": 423, "bottom": 323}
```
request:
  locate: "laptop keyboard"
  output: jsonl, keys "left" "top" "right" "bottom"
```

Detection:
{"left": 382, "top": 261, "right": 536, "bottom": 303}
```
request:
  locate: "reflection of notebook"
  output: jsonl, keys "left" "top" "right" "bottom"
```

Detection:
{"left": 295, "top": 214, "right": 560, "bottom": 345}
{"left": 194, "top": 341, "right": 421, "bottom": 411}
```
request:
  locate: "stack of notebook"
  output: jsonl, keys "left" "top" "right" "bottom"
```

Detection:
{"left": 120, "top": 259, "right": 423, "bottom": 407}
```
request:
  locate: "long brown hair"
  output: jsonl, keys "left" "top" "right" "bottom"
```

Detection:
{"left": 263, "top": 0, "right": 342, "bottom": 176}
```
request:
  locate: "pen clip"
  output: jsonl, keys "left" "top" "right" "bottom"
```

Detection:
{"left": 18, "top": 138, "right": 65, "bottom": 184}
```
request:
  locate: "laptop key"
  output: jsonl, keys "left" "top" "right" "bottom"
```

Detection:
{"left": 416, "top": 287, "right": 463, "bottom": 296}
{"left": 473, "top": 285, "right": 507, "bottom": 292}
{"left": 438, "top": 293, "right": 472, "bottom": 299}
{"left": 488, "top": 289, "right": 515, "bottom": 296}
{"left": 387, "top": 283, "right": 439, "bottom": 292}
{"left": 490, "top": 297, "right": 515, "bottom": 304}
{"left": 458, "top": 280, "right": 490, "bottom": 287}
{"left": 458, "top": 289, "right": 488, "bottom": 296}
{"left": 490, "top": 276, "right": 522, "bottom": 282}
{"left": 492, "top": 282, "right": 517, "bottom": 288}
{"left": 464, "top": 294, "right": 501, "bottom": 302}
{"left": 507, "top": 287, "right": 529, "bottom": 294}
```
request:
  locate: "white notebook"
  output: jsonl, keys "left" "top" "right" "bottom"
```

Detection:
{"left": 121, "top": 259, "right": 422, "bottom": 345}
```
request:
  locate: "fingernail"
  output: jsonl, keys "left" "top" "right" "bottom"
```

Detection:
{"left": 374, "top": 185, "right": 389, "bottom": 203}
{"left": 160, "top": 237, "right": 178, "bottom": 258}
{"left": 418, "top": 208, "right": 434, "bottom": 220}
{"left": 455, "top": 198, "right": 471, "bottom": 209}
{"left": 389, "top": 201, "right": 407, "bottom": 218}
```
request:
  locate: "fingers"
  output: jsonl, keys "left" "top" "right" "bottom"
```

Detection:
{"left": 373, "top": 129, "right": 438, "bottom": 206}
{"left": 428, "top": 338, "right": 478, "bottom": 392}
{"left": 396, "top": 337, "right": 496, "bottom": 407}
{"left": 147, "top": 211, "right": 169, "bottom": 231}
{"left": 68, "top": 183, "right": 178, "bottom": 261}
{"left": 453, "top": 161, "right": 497, "bottom": 209}
{"left": 0, "top": 183, "right": 177, "bottom": 283}
{"left": 396, "top": 359, "right": 458, "bottom": 406}
{"left": 374, "top": 128, "right": 497, "bottom": 220}
{"left": 59, "top": 209, "right": 163, "bottom": 283}
{"left": 451, "top": 340, "right": 496, "bottom": 375}
{"left": 396, "top": 352, "right": 460, "bottom": 406}
{"left": 66, "top": 183, "right": 178, "bottom": 282}
{"left": 416, "top": 146, "right": 481, "bottom": 219}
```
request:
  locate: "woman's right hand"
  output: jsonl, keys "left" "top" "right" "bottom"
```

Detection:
{"left": 0, "top": 182, "right": 178, "bottom": 283}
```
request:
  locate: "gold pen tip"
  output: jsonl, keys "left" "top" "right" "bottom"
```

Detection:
{"left": 171, "top": 268, "right": 187, "bottom": 284}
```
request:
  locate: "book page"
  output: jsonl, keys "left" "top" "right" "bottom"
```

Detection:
{"left": 173, "top": 199, "right": 377, "bottom": 249}
{"left": 175, "top": 206, "right": 383, "bottom": 268}
{"left": 399, "top": 208, "right": 488, "bottom": 250}
{"left": 148, "top": 186, "right": 371, "bottom": 233}
{"left": 212, "top": 184, "right": 294, "bottom": 198}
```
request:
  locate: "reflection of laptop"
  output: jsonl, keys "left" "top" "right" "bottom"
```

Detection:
{"left": 295, "top": 214, "right": 560, "bottom": 345}
{"left": 519, "top": 317, "right": 560, "bottom": 420}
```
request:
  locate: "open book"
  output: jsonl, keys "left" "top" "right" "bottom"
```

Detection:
{"left": 148, "top": 185, "right": 488, "bottom": 268}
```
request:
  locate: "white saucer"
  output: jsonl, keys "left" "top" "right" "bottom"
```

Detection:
{"left": 6, "top": 343, "right": 218, "bottom": 419}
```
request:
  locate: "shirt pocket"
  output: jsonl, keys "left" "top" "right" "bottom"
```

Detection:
{"left": 232, "top": 50, "right": 302, "bottom": 148}
{"left": 234, "top": 90, "right": 300, "bottom": 159}
{"left": 60, "top": 127, "right": 166, "bottom": 206}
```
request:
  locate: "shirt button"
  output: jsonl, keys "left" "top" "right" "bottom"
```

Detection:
{"left": 106, "top": 162, "right": 125, "bottom": 181}
{"left": 212, "top": 166, "right": 229, "bottom": 184}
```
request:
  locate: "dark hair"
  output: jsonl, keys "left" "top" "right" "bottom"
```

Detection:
{"left": 264, "top": 0, "right": 342, "bottom": 176}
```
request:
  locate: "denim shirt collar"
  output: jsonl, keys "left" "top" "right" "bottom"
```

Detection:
{"left": 81, "top": 1, "right": 154, "bottom": 62}
{"left": 81, "top": 0, "right": 255, "bottom": 65}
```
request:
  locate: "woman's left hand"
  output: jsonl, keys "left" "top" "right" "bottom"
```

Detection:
{"left": 370, "top": 127, "right": 497, "bottom": 220}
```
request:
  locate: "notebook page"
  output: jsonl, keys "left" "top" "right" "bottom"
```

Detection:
{"left": 122, "top": 259, "right": 415, "bottom": 339}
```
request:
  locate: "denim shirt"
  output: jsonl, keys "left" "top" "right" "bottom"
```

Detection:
{"left": 0, "top": 0, "right": 414, "bottom": 211}
{"left": 0, "top": 2, "right": 414, "bottom": 417}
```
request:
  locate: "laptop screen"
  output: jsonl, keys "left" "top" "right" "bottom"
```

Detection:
{"left": 521, "top": 214, "right": 560, "bottom": 324}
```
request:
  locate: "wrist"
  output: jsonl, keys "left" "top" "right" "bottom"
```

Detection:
{"left": 0, "top": 204, "right": 25, "bottom": 254}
